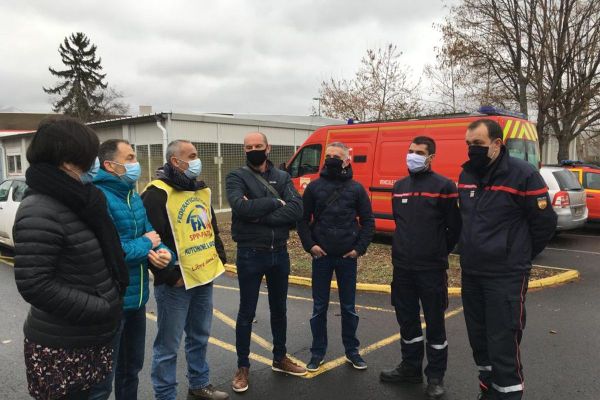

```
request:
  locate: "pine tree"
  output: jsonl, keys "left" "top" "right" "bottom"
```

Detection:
{"left": 44, "top": 32, "right": 108, "bottom": 121}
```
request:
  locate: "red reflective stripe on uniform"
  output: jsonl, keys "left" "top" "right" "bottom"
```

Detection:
{"left": 524, "top": 187, "right": 548, "bottom": 196}
{"left": 458, "top": 184, "right": 477, "bottom": 189}
{"left": 395, "top": 192, "right": 458, "bottom": 198}
{"left": 421, "top": 192, "right": 459, "bottom": 198}
{"left": 486, "top": 185, "right": 521, "bottom": 195}
{"left": 485, "top": 185, "right": 548, "bottom": 197}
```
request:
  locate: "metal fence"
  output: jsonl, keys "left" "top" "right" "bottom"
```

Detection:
{"left": 133, "top": 142, "right": 296, "bottom": 211}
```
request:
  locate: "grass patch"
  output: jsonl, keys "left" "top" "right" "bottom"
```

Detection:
{"left": 218, "top": 221, "right": 560, "bottom": 287}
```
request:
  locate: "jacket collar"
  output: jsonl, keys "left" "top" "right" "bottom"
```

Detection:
{"left": 93, "top": 168, "right": 134, "bottom": 198}
{"left": 462, "top": 146, "right": 509, "bottom": 184}
{"left": 320, "top": 163, "right": 354, "bottom": 181}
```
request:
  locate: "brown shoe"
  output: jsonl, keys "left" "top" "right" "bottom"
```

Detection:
{"left": 272, "top": 356, "right": 308, "bottom": 376}
{"left": 232, "top": 367, "right": 249, "bottom": 393}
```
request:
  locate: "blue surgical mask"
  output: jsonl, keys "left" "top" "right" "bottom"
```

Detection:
{"left": 180, "top": 158, "right": 202, "bottom": 179}
{"left": 80, "top": 157, "right": 100, "bottom": 184}
{"left": 406, "top": 153, "right": 429, "bottom": 173}
{"left": 111, "top": 161, "right": 141, "bottom": 185}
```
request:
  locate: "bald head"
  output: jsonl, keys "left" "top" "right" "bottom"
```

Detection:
{"left": 244, "top": 132, "right": 269, "bottom": 152}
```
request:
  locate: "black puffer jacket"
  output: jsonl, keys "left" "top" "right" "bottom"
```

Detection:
{"left": 297, "top": 165, "right": 375, "bottom": 257}
{"left": 13, "top": 192, "right": 122, "bottom": 348}
{"left": 226, "top": 161, "right": 303, "bottom": 249}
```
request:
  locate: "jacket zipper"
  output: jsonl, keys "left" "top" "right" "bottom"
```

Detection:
{"left": 127, "top": 190, "right": 144, "bottom": 309}
{"left": 271, "top": 229, "right": 275, "bottom": 250}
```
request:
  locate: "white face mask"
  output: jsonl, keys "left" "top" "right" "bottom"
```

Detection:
{"left": 406, "top": 153, "right": 429, "bottom": 173}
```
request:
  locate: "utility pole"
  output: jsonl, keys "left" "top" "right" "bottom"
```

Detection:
{"left": 312, "top": 97, "right": 324, "bottom": 116}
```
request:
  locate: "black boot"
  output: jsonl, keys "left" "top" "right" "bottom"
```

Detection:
{"left": 379, "top": 362, "right": 423, "bottom": 383}
{"left": 425, "top": 378, "right": 445, "bottom": 399}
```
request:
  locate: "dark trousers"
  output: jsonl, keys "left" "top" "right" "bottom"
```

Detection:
{"left": 235, "top": 247, "right": 290, "bottom": 368}
{"left": 391, "top": 268, "right": 448, "bottom": 379}
{"left": 88, "top": 306, "right": 146, "bottom": 400}
{"left": 462, "top": 272, "right": 529, "bottom": 400}
{"left": 310, "top": 255, "right": 359, "bottom": 358}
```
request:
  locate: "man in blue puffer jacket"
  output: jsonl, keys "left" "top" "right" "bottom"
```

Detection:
{"left": 89, "top": 139, "right": 174, "bottom": 400}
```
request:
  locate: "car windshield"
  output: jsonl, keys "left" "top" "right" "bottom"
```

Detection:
{"left": 552, "top": 170, "right": 583, "bottom": 191}
{"left": 505, "top": 139, "right": 540, "bottom": 169}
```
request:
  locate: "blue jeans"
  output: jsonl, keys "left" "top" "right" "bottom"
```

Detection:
{"left": 151, "top": 283, "right": 213, "bottom": 400}
{"left": 236, "top": 247, "right": 290, "bottom": 368}
{"left": 88, "top": 306, "right": 146, "bottom": 400}
{"left": 310, "top": 255, "right": 359, "bottom": 358}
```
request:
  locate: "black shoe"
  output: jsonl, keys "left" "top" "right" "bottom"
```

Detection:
{"left": 426, "top": 378, "right": 445, "bottom": 399}
{"left": 306, "top": 356, "right": 324, "bottom": 372}
{"left": 379, "top": 363, "right": 423, "bottom": 383}
{"left": 345, "top": 354, "right": 368, "bottom": 370}
{"left": 477, "top": 391, "right": 490, "bottom": 400}
{"left": 187, "top": 384, "right": 229, "bottom": 400}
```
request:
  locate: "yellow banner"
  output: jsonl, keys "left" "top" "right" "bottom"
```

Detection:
{"left": 148, "top": 180, "right": 224, "bottom": 289}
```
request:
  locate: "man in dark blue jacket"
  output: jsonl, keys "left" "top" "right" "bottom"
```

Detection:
{"left": 297, "top": 142, "right": 375, "bottom": 372}
{"left": 458, "top": 119, "right": 556, "bottom": 400}
{"left": 379, "top": 136, "right": 461, "bottom": 399}
{"left": 226, "top": 132, "right": 306, "bottom": 393}
{"left": 89, "top": 139, "right": 173, "bottom": 400}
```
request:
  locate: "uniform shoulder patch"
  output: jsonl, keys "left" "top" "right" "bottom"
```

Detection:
{"left": 537, "top": 196, "right": 548, "bottom": 210}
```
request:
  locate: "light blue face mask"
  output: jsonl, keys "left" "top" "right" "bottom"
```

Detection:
{"left": 80, "top": 157, "right": 100, "bottom": 184}
{"left": 406, "top": 153, "right": 429, "bottom": 173}
{"left": 180, "top": 158, "right": 202, "bottom": 179}
{"left": 111, "top": 161, "right": 141, "bottom": 185}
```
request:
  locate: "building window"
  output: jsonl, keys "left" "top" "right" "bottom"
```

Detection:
{"left": 7, "top": 155, "right": 22, "bottom": 175}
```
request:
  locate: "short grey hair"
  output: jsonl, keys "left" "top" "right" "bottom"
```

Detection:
{"left": 327, "top": 142, "right": 350, "bottom": 159}
{"left": 166, "top": 140, "right": 192, "bottom": 161}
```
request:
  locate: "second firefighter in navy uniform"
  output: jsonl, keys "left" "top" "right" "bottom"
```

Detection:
{"left": 458, "top": 120, "right": 556, "bottom": 400}
{"left": 380, "top": 136, "right": 461, "bottom": 399}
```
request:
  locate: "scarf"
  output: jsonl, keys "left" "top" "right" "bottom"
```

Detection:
{"left": 157, "top": 162, "right": 203, "bottom": 191}
{"left": 26, "top": 163, "right": 129, "bottom": 295}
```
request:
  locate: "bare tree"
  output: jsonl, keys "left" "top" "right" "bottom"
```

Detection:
{"left": 438, "top": 0, "right": 600, "bottom": 161}
{"left": 319, "top": 44, "right": 421, "bottom": 121}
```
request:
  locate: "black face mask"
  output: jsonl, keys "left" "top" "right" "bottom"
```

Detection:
{"left": 324, "top": 157, "right": 344, "bottom": 175}
{"left": 246, "top": 149, "right": 268, "bottom": 166}
{"left": 468, "top": 145, "right": 491, "bottom": 170}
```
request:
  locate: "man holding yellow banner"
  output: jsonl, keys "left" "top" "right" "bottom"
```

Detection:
{"left": 142, "top": 140, "right": 229, "bottom": 400}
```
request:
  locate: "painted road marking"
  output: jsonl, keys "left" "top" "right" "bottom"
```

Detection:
{"left": 146, "top": 305, "right": 464, "bottom": 379}
{"left": 307, "top": 306, "right": 464, "bottom": 378}
{"left": 0, "top": 256, "right": 14, "bottom": 266}
{"left": 546, "top": 247, "right": 600, "bottom": 256}
{"left": 211, "top": 308, "right": 306, "bottom": 367}
{"left": 145, "top": 311, "right": 273, "bottom": 366}
{"left": 214, "top": 284, "right": 395, "bottom": 313}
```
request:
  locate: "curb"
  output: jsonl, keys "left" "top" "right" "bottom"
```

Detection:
{"left": 224, "top": 264, "right": 580, "bottom": 296}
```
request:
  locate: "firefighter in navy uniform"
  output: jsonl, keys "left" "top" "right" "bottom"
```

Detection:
{"left": 458, "top": 119, "right": 557, "bottom": 400}
{"left": 380, "top": 136, "right": 461, "bottom": 399}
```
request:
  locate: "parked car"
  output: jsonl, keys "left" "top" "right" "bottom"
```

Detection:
{"left": 0, "top": 177, "right": 27, "bottom": 248}
{"left": 539, "top": 166, "right": 588, "bottom": 231}
{"left": 561, "top": 161, "right": 600, "bottom": 222}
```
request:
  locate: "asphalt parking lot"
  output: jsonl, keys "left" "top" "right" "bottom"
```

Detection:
{"left": 1, "top": 224, "right": 599, "bottom": 399}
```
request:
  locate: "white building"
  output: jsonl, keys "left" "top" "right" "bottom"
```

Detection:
{"left": 0, "top": 111, "right": 343, "bottom": 211}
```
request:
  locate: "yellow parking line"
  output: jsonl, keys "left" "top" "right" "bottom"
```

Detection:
{"left": 306, "top": 306, "right": 464, "bottom": 378}
{"left": 212, "top": 308, "right": 306, "bottom": 367}
{"left": 0, "top": 256, "right": 14, "bottom": 266}
{"left": 146, "top": 305, "right": 463, "bottom": 380}
{"left": 145, "top": 312, "right": 273, "bottom": 367}
{"left": 213, "top": 284, "right": 395, "bottom": 313}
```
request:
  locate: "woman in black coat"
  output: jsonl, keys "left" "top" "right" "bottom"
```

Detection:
{"left": 13, "top": 117, "right": 128, "bottom": 400}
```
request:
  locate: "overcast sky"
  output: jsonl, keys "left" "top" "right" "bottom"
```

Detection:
{"left": 0, "top": 0, "right": 452, "bottom": 115}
